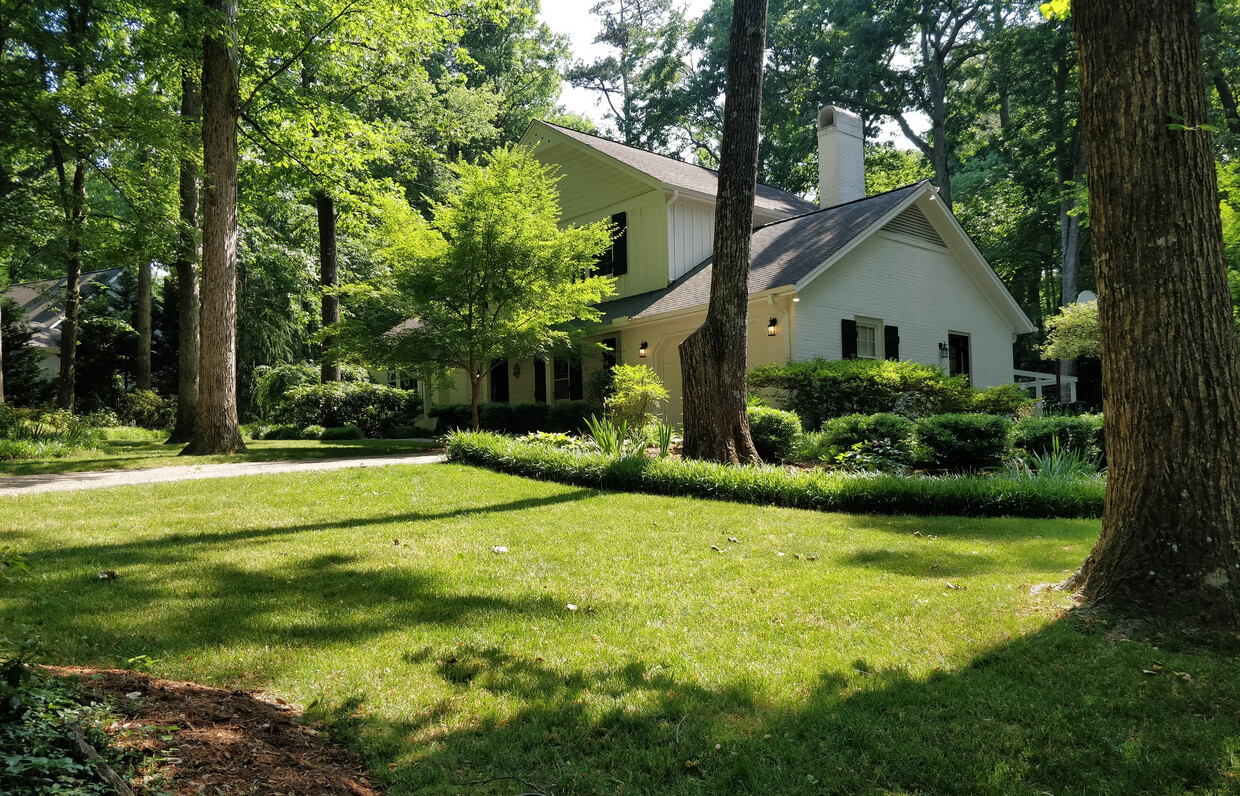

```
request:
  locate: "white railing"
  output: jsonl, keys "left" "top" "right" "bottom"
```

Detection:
{"left": 1014, "top": 369, "right": 1078, "bottom": 405}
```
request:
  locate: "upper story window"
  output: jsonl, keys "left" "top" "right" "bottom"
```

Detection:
{"left": 595, "top": 212, "right": 628, "bottom": 276}
{"left": 842, "top": 317, "right": 900, "bottom": 361}
{"left": 856, "top": 318, "right": 880, "bottom": 359}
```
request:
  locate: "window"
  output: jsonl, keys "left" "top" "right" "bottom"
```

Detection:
{"left": 384, "top": 369, "right": 418, "bottom": 391}
{"left": 948, "top": 333, "right": 971, "bottom": 382}
{"left": 602, "top": 337, "right": 617, "bottom": 369}
{"left": 856, "top": 319, "right": 879, "bottom": 359}
{"left": 594, "top": 212, "right": 628, "bottom": 276}
{"left": 843, "top": 317, "right": 899, "bottom": 361}
{"left": 553, "top": 355, "right": 583, "bottom": 401}
{"left": 489, "top": 358, "right": 509, "bottom": 403}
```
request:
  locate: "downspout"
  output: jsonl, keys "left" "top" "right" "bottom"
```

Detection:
{"left": 666, "top": 188, "right": 680, "bottom": 283}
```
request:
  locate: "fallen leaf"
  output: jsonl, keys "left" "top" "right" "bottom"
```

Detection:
{"left": 566, "top": 603, "right": 578, "bottom": 611}
{"left": 492, "top": 546, "right": 508, "bottom": 554}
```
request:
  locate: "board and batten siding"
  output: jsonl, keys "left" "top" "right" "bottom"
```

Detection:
{"left": 793, "top": 231, "right": 1016, "bottom": 389}
{"left": 667, "top": 197, "right": 715, "bottom": 281}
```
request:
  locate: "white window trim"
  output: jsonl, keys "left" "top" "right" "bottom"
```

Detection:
{"left": 855, "top": 315, "right": 882, "bottom": 360}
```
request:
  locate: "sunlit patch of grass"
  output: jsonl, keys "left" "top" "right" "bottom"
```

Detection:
{"left": 2, "top": 464, "right": 1237, "bottom": 795}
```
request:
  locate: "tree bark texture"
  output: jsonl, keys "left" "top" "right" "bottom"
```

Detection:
{"left": 168, "top": 18, "right": 202, "bottom": 444}
{"left": 136, "top": 257, "right": 152, "bottom": 390}
{"left": 677, "top": 0, "right": 765, "bottom": 464}
{"left": 56, "top": 159, "right": 86, "bottom": 411}
{"left": 1070, "top": 0, "right": 1240, "bottom": 628}
{"left": 316, "top": 191, "right": 341, "bottom": 382}
{"left": 183, "top": 0, "right": 245, "bottom": 454}
{"left": 0, "top": 299, "right": 6, "bottom": 404}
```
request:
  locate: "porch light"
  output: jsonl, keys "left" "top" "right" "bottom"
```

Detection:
{"left": 938, "top": 341, "right": 950, "bottom": 359}
{"left": 767, "top": 317, "right": 778, "bottom": 336}
{"left": 639, "top": 341, "right": 649, "bottom": 358}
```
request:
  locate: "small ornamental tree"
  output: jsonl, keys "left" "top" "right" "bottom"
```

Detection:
{"left": 1041, "top": 300, "right": 1100, "bottom": 361}
{"left": 332, "top": 147, "right": 615, "bottom": 430}
{"left": 604, "top": 364, "right": 669, "bottom": 432}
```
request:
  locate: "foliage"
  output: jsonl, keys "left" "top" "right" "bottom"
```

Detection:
{"left": 277, "top": 382, "right": 421, "bottom": 438}
{"left": 603, "top": 364, "right": 668, "bottom": 432}
{"left": 584, "top": 414, "right": 627, "bottom": 457}
{"left": 446, "top": 430, "right": 1104, "bottom": 519}
{"left": 428, "top": 401, "right": 594, "bottom": 435}
{"left": 1009, "top": 436, "right": 1101, "bottom": 481}
{"left": 1012, "top": 413, "right": 1105, "bottom": 463}
{"left": 971, "top": 382, "right": 1037, "bottom": 416}
{"left": 117, "top": 390, "right": 176, "bottom": 430}
{"left": 0, "top": 299, "right": 52, "bottom": 407}
{"left": 1041, "top": 300, "right": 1101, "bottom": 360}
{"left": 833, "top": 438, "right": 913, "bottom": 474}
{"left": 250, "top": 363, "right": 367, "bottom": 421}
{"left": 820, "top": 412, "right": 916, "bottom": 458}
{"left": 746, "top": 405, "right": 801, "bottom": 462}
{"left": 321, "top": 425, "right": 365, "bottom": 441}
{"left": 914, "top": 413, "right": 1011, "bottom": 471}
{"left": 0, "top": 414, "right": 105, "bottom": 460}
{"left": 655, "top": 420, "right": 675, "bottom": 458}
{"left": 300, "top": 425, "right": 327, "bottom": 440}
{"left": 749, "top": 358, "right": 973, "bottom": 429}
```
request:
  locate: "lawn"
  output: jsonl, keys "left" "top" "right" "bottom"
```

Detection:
{"left": 2, "top": 463, "right": 1237, "bottom": 795}
{"left": 0, "top": 427, "right": 436, "bottom": 476}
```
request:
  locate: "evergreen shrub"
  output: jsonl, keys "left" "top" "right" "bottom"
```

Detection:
{"left": 747, "top": 405, "right": 801, "bottom": 462}
{"left": 1012, "top": 414, "right": 1105, "bottom": 463}
{"left": 914, "top": 413, "right": 1011, "bottom": 471}
{"left": 279, "top": 382, "right": 421, "bottom": 437}
{"left": 321, "top": 425, "right": 364, "bottom": 440}
{"left": 821, "top": 412, "right": 915, "bottom": 457}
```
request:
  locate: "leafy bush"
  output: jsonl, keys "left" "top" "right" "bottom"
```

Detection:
{"left": 1012, "top": 414, "right": 1105, "bottom": 463}
{"left": 258, "top": 424, "right": 302, "bottom": 440}
{"left": 0, "top": 414, "right": 106, "bottom": 460}
{"left": 749, "top": 358, "right": 973, "bottom": 429}
{"left": 278, "top": 382, "right": 421, "bottom": 438}
{"left": 820, "top": 412, "right": 915, "bottom": 458}
{"left": 445, "top": 431, "right": 1104, "bottom": 519}
{"left": 914, "top": 413, "right": 1011, "bottom": 471}
{"left": 430, "top": 401, "right": 593, "bottom": 434}
{"left": 117, "top": 389, "right": 177, "bottom": 430}
{"left": 747, "top": 405, "right": 801, "bottom": 462}
{"left": 251, "top": 364, "right": 319, "bottom": 420}
{"left": 319, "top": 425, "right": 364, "bottom": 440}
{"left": 604, "top": 364, "right": 668, "bottom": 432}
{"left": 300, "top": 424, "right": 326, "bottom": 440}
{"left": 793, "top": 431, "right": 831, "bottom": 462}
{"left": 971, "top": 382, "right": 1036, "bottom": 416}
{"left": 427, "top": 403, "right": 475, "bottom": 431}
{"left": 379, "top": 425, "right": 419, "bottom": 439}
{"left": 834, "top": 438, "right": 912, "bottom": 473}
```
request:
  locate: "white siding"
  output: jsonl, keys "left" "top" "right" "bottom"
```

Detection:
{"left": 793, "top": 233, "right": 1016, "bottom": 389}
{"left": 667, "top": 197, "right": 715, "bottom": 281}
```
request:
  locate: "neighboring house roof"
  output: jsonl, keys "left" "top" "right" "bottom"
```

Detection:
{"left": 596, "top": 181, "right": 1036, "bottom": 335}
{"left": 532, "top": 122, "right": 820, "bottom": 217}
{"left": 2, "top": 269, "right": 122, "bottom": 349}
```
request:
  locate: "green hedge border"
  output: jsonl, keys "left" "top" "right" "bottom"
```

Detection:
{"left": 445, "top": 431, "right": 1104, "bottom": 519}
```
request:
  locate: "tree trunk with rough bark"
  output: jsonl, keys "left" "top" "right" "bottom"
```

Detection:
{"left": 183, "top": 0, "right": 245, "bottom": 455}
{"left": 1067, "top": 0, "right": 1240, "bottom": 629}
{"left": 168, "top": 16, "right": 202, "bottom": 444}
{"left": 56, "top": 158, "right": 86, "bottom": 411}
{"left": 317, "top": 191, "right": 341, "bottom": 382}
{"left": 136, "top": 257, "right": 152, "bottom": 390}
{"left": 0, "top": 299, "right": 5, "bottom": 404}
{"left": 677, "top": 0, "right": 765, "bottom": 464}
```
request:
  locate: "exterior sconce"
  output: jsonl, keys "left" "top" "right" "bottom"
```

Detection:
{"left": 767, "top": 317, "right": 778, "bottom": 336}
{"left": 792, "top": 295, "right": 800, "bottom": 302}
{"left": 938, "top": 341, "right": 950, "bottom": 359}
{"left": 512, "top": 362, "right": 521, "bottom": 378}
{"left": 639, "top": 341, "right": 649, "bottom": 358}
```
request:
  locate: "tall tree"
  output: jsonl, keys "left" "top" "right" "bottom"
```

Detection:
{"left": 677, "top": 0, "right": 765, "bottom": 464}
{"left": 1066, "top": 0, "right": 1240, "bottom": 627}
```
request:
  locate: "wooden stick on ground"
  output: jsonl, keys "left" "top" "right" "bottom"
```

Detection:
{"left": 70, "top": 725, "right": 137, "bottom": 796}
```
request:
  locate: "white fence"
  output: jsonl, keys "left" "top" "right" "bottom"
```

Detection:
{"left": 1014, "top": 369, "right": 1078, "bottom": 405}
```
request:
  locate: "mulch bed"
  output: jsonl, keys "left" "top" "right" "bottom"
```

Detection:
{"left": 47, "top": 666, "right": 381, "bottom": 796}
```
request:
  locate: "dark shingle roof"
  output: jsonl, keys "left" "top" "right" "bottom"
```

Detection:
{"left": 597, "top": 182, "right": 925, "bottom": 322}
{"left": 3, "top": 269, "right": 122, "bottom": 347}
{"left": 542, "top": 122, "right": 819, "bottom": 216}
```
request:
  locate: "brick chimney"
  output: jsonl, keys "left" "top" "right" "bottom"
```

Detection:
{"left": 817, "top": 106, "right": 865, "bottom": 207}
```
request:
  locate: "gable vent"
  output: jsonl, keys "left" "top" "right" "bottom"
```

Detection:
{"left": 884, "top": 206, "right": 945, "bottom": 247}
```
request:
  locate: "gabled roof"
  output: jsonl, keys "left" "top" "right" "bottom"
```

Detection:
{"left": 2, "top": 269, "right": 122, "bottom": 348}
{"left": 596, "top": 181, "right": 1036, "bottom": 335}
{"left": 529, "top": 121, "right": 819, "bottom": 217}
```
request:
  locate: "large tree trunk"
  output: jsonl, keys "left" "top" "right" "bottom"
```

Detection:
{"left": 1068, "top": 0, "right": 1240, "bottom": 629}
{"left": 677, "top": 0, "right": 765, "bottom": 464}
{"left": 0, "top": 300, "right": 5, "bottom": 404}
{"left": 316, "top": 191, "right": 341, "bottom": 382}
{"left": 56, "top": 158, "right": 86, "bottom": 411}
{"left": 167, "top": 18, "right": 202, "bottom": 444}
{"left": 183, "top": 0, "right": 245, "bottom": 455}
{"left": 136, "top": 257, "right": 152, "bottom": 390}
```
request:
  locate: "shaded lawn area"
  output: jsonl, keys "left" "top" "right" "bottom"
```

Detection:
{"left": 2, "top": 464, "right": 1237, "bottom": 795}
{"left": 0, "top": 427, "right": 436, "bottom": 476}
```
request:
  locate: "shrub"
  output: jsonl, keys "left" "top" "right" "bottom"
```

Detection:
{"left": 251, "top": 364, "right": 319, "bottom": 420}
{"left": 971, "top": 382, "right": 1036, "bottom": 417}
{"left": 821, "top": 412, "right": 915, "bottom": 457}
{"left": 278, "top": 382, "right": 421, "bottom": 438}
{"left": 445, "top": 431, "right": 1104, "bottom": 519}
{"left": 914, "top": 413, "right": 1011, "bottom": 471}
{"left": 427, "top": 403, "right": 474, "bottom": 431}
{"left": 604, "top": 364, "right": 668, "bottom": 432}
{"left": 793, "top": 431, "right": 832, "bottom": 462}
{"left": 260, "top": 424, "right": 302, "bottom": 440}
{"left": 749, "top": 358, "right": 973, "bottom": 429}
{"left": 834, "top": 438, "right": 913, "bottom": 473}
{"left": 321, "top": 425, "right": 365, "bottom": 440}
{"left": 544, "top": 401, "right": 593, "bottom": 434}
{"left": 429, "top": 400, "right": 592, "bottom": 434}
{"left": 380, "top": 425, "right": 420, "bottom": 439}
{"left": 747, "top": 405, "right": 801, "bottom": 462}
{"left": 300, "top": 424, "right": 326, "bottom": 440}
{"left": 117, "top": 389, "right": 177, "bottom": 430}
{"left": 1012, "top": 414, "right": 1105, "bottom": 463}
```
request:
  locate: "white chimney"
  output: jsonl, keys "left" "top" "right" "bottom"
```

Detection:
{"left": 817, "top": 105, "right": 865, "bottom": 207}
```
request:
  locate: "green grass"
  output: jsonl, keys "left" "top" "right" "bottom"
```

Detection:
{"left": 0, "top": 427, "right": 436, "bottom": 476}
{"left": 2, "top": 464, "right": 1237, "bottom": 795}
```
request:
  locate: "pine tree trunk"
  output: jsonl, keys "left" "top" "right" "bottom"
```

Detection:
{"left": 317, "top": 191, "right": 341, "bottom": 383}
{"left": 167, "top": 21, "right": 201, "bottom": 444}
{"left": 56, "top": 159, "right": 86, "bottom": 411}
{"left": 1067, "top": 0, "right": 1240, "bottom": 629}
{"left": 678, "top": 0, "right": 765, "bottom": 464}
{"left": 182, "top": 0, "right": 245, "bottom": 455}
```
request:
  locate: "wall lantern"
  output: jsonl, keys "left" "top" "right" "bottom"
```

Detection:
{"left": 938, "top": 341, "right": 950, "bottom": 359}
{"left": 512, "top": 362, "right": 521, "bottom": 379}
{"left": 767, "top": 317, "right": 778, "bottom": 336}
{"left": 792, "top": 294, "right": 800, "bottom": 302}
{"left": 639, "top": 341, "right": 649, "bottom": 358}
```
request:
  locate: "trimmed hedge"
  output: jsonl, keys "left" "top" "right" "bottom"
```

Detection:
{"left": 278, "top": 382, "right": 421, "bottom": 438}
{"left": 1012, "top": 414, "right": 1105, "bottom": 463}
{"left": 445, "top": 431, "right": 1103, "bottom": 519}
{"left": 429, "top": 401, "right": 593, "bottom": 434}
{"left": 117, "top": 390, "right": 177, "bottom": 430}
{"left": 914, "top": 413, "right": 1010, "bottom": 471}
{"left": 821, "top": 412, "right": 915, "bottom": 457}
{"left": 321, "top": 425, "right": 365, "bottom": 440}
{"left": 747, "top": 406, "right": 801, "bottom": 462}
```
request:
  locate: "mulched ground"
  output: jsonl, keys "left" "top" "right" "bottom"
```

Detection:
{"left": 48, "top": 666, "right": 381, "bottom": 796}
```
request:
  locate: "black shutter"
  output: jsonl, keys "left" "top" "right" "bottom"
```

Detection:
{"left": 569, "top": 357, "right": 584, "bottom": 401}
{"left": 534, "top": 357, "right": 547, "bottom": 403}
{"left": 884, "top": 325, "right": 900, "bottom": 360}
{"left": 841, "top": 319, "right": 858, "bottom": 359}
{"left": 611, "top": 212, "right": 628, "bottom": 276}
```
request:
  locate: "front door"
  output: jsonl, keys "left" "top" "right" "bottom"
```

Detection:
{"left": 947, "top": 333, "right": 971, "bottom": 382}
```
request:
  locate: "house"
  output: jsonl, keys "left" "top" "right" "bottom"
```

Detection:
{"left": 422, "top": 106, "right": 1036, "bottom": 425}
{"left": 2, "top": 269, "right": 123, "bottom": 379}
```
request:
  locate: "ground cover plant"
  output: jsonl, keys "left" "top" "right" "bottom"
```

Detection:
{"left": 1, "top": 464, "right": 1236, "bottom": 795}
{"left": 0, "top": 427, "right": 434, "bottom": 477}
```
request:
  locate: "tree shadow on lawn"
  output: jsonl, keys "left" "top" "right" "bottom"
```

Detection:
{"left": 318, "top": 620, "right": 1240, "bottom": 796}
